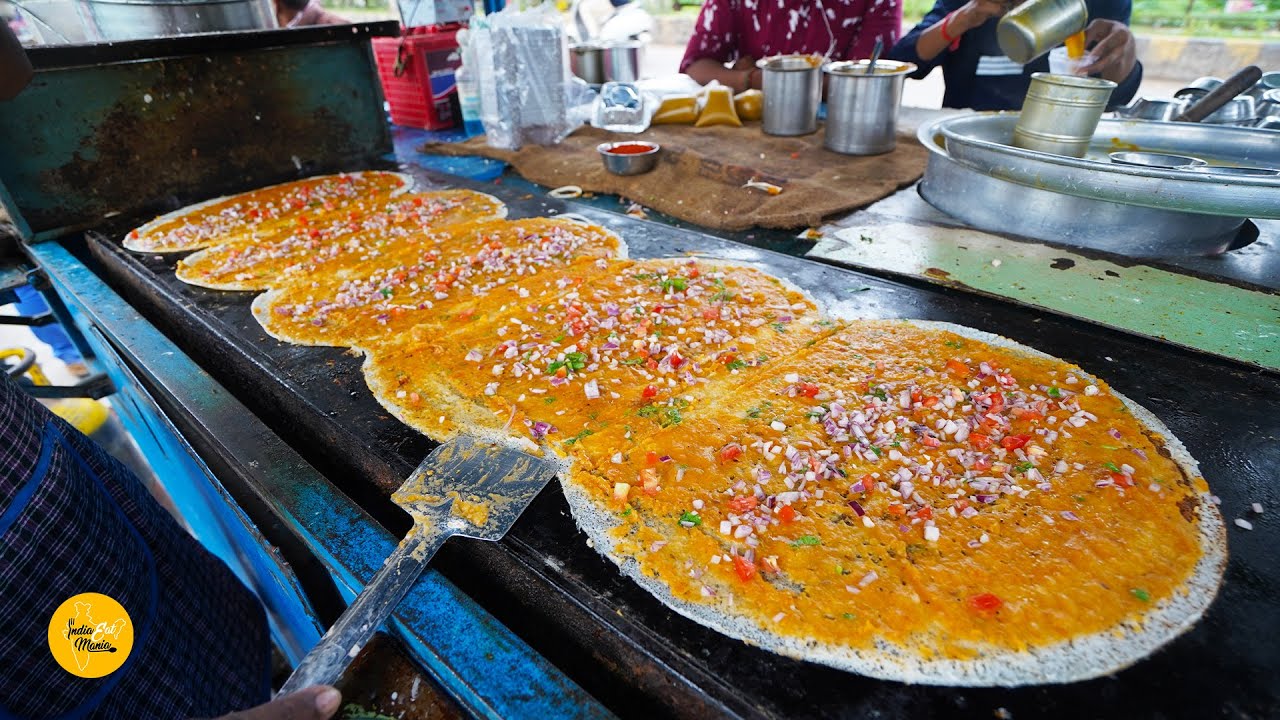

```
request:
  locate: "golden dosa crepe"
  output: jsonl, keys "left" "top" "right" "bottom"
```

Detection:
{"left": 253, "top": 217, "right": 623, "bottom": 348}
{"left": 559, "top": 319, "right": 1225, "bottom": 685}
{"left": 360, "top": 258, "right": 823, "bottom": 446}
{"left": 123, "top": 171, "right": 411, "bottom": 253}
{"left": 175, "top": 190, "right": 507, "bottom": 292}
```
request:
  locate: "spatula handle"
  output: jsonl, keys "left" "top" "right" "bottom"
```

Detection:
{"left": 277, "top": 523, "right": 450, "bottom": 695}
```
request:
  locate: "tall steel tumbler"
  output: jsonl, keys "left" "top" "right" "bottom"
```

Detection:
{"left": 823, "top": 60, "right": 917, "bottom": 155}
{"left": 758, "top": 54, "right": 824, "bottom": 136}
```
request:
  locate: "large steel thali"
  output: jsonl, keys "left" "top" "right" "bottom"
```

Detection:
{"left": 933, "top": 113, "right": 1280, "bottom": 219}
{"left": 916, "top": 118, "right": 1254, "bottom": 255}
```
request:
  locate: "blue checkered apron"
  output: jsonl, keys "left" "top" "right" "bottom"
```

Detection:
{"left": 0, "top": 375, "right": 270, "bottom": 719}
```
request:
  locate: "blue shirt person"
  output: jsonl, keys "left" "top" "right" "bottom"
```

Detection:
{"left": 888, "top": 0, "right": 1141, "bottom": 110}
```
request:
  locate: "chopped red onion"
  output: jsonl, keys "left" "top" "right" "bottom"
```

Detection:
{"left": 1131, "top": 447, "right": 1149, "bottom": 461}
{"left": 659, "top": 455, "right": 672, "bottom": 463}
{"left": 531, "top": 421, "right": 553, "bottom": 439}
{"left": 1108, "top": 428, "right": 1123, "bottom": 440}
{"left": 1060, "top": 510, "right": 1081, "bottom": 521}
{"left": 848, "top": 500, "right": 865, "bottom": 516}
{"left": 584, "top": 379, "right": 600, "bottom": 400}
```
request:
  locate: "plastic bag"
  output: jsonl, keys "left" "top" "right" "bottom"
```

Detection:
{"left": 652, "top": 95, "right": 698, "bottom": 125}
{"left": 695, "top": 86, "right": 742, "bottom": 127}
{"left": 469, "top": 3, "right": 593, "bottom": 150}
{"left": 734, "top": 90, "right": 763, "bottom": 122}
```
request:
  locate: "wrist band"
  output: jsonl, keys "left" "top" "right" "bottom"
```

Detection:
{"left": 940, "top": 11, "right": 962, "bottom": 51}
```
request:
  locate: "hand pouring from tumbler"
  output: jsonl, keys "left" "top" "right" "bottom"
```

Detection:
{"left": 277, "top": 436, "right": 557, "bottom": 694}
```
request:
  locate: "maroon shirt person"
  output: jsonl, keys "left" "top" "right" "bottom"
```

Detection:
{"left": 679, "top": 0, "right": 902, "bottom": 92}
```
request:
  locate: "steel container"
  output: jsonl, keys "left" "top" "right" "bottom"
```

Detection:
{"left": 569, "top": 44, "right": 606, "bottom": 84}
{"left": 1202, "top": 95, "right": 1255, "bottom": 124}
{"left": 602, "top": 41, "right": 642, "bottom": 83}
{"left": 822, "top": 59, "right": 916, "bottom": 155}
{"left": 1114, "top": 97, "right": 1182, "bottom": 122}
{"left": 996, "top": 0, "right": 1088, "bottom": 64}
{"left": 758, "top": 54, "right": 824, "bottom": 136}
{"left": 77, "top": 0, "right": 274, "bottom": 41}
{"left": 1013, "top": 72, "right": 1116, "bottom": 157}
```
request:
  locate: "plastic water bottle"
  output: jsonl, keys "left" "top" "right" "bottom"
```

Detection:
{"left": 455, "top": 63, "right": 484, "bottom": 137}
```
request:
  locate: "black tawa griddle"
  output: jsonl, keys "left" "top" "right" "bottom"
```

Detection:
{"left": 82, "top": 166, "right": 1279, "bottom": 719}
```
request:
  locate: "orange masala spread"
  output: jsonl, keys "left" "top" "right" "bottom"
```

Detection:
{"left": 130, "top": 174, "right": 1221, "bottom": 680}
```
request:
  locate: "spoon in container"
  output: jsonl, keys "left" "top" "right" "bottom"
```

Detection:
{"left": 865, "top": 38, "right": 884, "bottom": 75}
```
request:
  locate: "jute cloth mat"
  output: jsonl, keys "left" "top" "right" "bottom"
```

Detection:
{"left": 422, "top": 123, "right": 927, "bottom": 231}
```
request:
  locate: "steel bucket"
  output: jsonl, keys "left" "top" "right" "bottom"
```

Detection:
{"left": 602, "top": 41, "right": 642, "bottom": 83}
{"left": 757, "top": 54, "right": 823, "bottom": 136}
{"left": 570, "top": 44, "right": 606, "bottom": 84}
{"left": 823, "top": 59, "right": 916, "bottom": 155}
{"left": 78, "top": 0, "right": 275, "bottom": 41}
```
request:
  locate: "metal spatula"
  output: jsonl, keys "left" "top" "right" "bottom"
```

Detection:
{"left": 278, "top": 436, "right": 557, "bottom": 694}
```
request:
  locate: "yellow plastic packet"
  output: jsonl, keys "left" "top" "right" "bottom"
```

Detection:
{"left": 733, "top": 89, "right": 763, "bottom": 122}
{"left": 695, "top": 87, "right": 742, "bottom": 128}
{"left": 652, "top": 95, "right": 698, "bottom": 125}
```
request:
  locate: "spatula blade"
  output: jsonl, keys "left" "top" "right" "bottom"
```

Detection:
{"left": 392, "top": 435, "right": 558, "bottom": 541}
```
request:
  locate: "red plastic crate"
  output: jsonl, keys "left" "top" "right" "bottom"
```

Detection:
{"left": 372, "top": 28, "right": 463, "bottom": 130}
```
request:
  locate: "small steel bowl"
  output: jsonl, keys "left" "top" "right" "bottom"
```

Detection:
{"left": 1202, "top": 96, "right": 1256, "bottom": 124}
{"left": 1115, "top": 97, "right": 1182, "bottom": 121}
{"left": 1256, "top": 117, "right": 1280, "bottom": 131}
{"left": 1192, "top": 165, "right": 1280, "bottom": 177}
{"left": 1109, "top": 151, "right": 1207, "bottom": 169}
{"left": 597, "top": 141, "right": 660, "bottom": 176}
{"left": 1173, "top": 87, "right": 1209, "bottom": 101}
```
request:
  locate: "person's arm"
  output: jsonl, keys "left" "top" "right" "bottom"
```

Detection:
{"left": 1078, "top": 0, "right": 1138, "bottom": 84}
{"left": 885, "top": 0, "right": 958, "bottom": 78}
{"left": 913, "top": 0, "right": 1009, "bottom": 63}
{"left": 684, "top": 57, "right": 759, "bottom": 93}
{"left": 1, "top": 21, "right": 33, "bottom": 100}
{"left": 679, "top": 0, "right": 750, "bottom": 87}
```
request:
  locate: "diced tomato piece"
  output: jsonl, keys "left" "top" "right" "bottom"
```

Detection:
{"left": 945, "top": 358, "right": 970, "bottom": 376}
{"left": 799, "top": 382, "right": 821, "bottom": 398}
{"left": 974, "top": 456, "right": 993, "bottom": 471}
{"left": 702, "top": 307, "right": 721, "bottom": 320}
{"left": 969, "top": 593, "right": 1002, "bottom": 612}
{"left": 1011, "top": 407, "right": 1044, "bottom": 421}
{"left": 986, "top": 392, "right": 1005, "bottom": 414}
{"left": 954, "top": 499, "right": 970, "bottom": 512}
{"left": 887, "top": 504, "right": 906, "bottom": 516}
{"left": 970, "top": 433, "right": 993, "bottom": 450}
{"left": 916, "top": 506, "right": 933, "bottom": 520}
{"left": 412, "top": 196, "right": 424, "bottom": 207}
{"left": 640, "top": 468, "right": 660, "bottom": 495}
{"left": 923, "top": 396, "right": 940, "bottom": 408}
{"left": 642, "top": 385, "right": 658, "bottom": 399}
{"left": 1000, "top": 434, "right": 1031, "bottom": 451}
{"left": 645, "top": 358, "right": 659, "bottom": 371}
{"left": 910, "top": 389, "right": 923, "bottom": 404}
{"left": 719, "top": 352, "right": 736, "bottom": 366}
{"left": 719, "top": 444, "right": 743, "bottom": 463}
{"left": 645, "top": 451, "right": 659, "bottom": 466}
{"left": 732, "top": 555, "right": 757, "bottom": 582}
{"left": 728, "top": 496, "right": 758, "bottom": 513}
{"left": 669, "top": 353, "right": 685, "bottom": 369}
{"left": 687, "top": 266, "right": 700, "bottom": 278}
{"left": 859, "top": 474, "right": 875, "bottom": 496}
{"left": 777, "top": 504, "right": 797, "bottom": 523}
{"left": 1111, "top": 472, "right": 1134, "bottom": 487}
{"left": 555, "top": 367, "right": 568, "bottom": 379}
{"left": 921, "top": 435, "right": 941, "bottom": 448}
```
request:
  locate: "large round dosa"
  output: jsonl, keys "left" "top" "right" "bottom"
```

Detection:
{"left": 557, "top": 318, "right": 1228, "bottom": 687}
